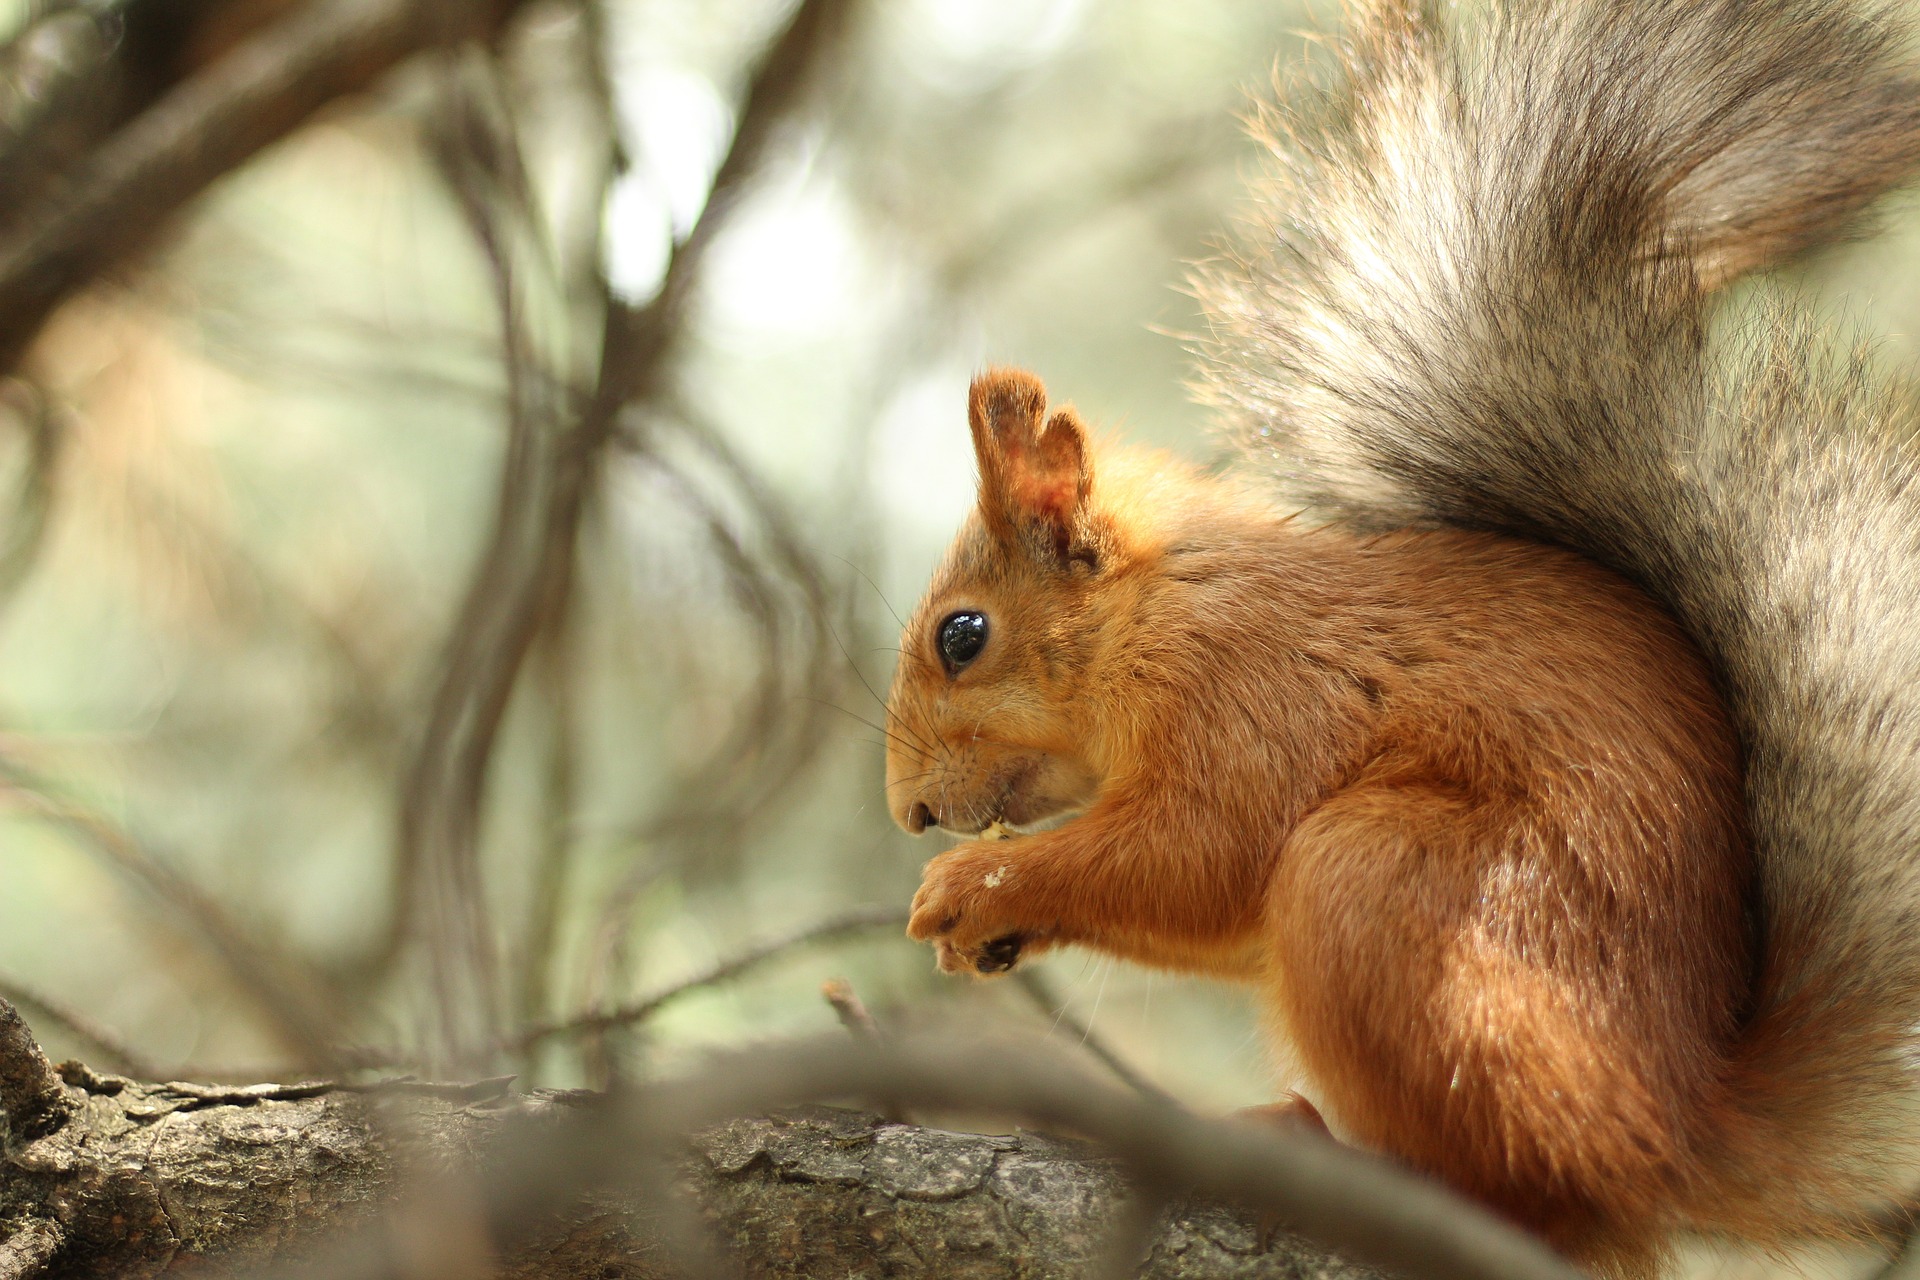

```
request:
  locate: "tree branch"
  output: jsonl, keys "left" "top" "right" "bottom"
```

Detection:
{"left": 640, "top": 1034, "right": 1584, "bottom": 1280}
{"left": 0, "top": 0, "right": 537, "bottom": 375}
{"left": 0, "top": 1217, "right": 63, "bottom": 1280}
{"left": 0, "top": 995, "right": 71, "bottom": 1142}
{"left": 0, "top": 1029, "right": 1589, "bottom": 1280}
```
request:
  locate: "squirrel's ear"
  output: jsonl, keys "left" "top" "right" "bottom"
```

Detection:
{"left": 968, "top": 368, "right": 1096, "bottom": 565}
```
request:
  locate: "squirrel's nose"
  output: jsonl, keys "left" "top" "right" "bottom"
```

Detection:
{"left": 905, "top": 801, "right": 934, "bottom": 834}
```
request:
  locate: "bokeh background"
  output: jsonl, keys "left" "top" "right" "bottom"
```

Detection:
{"left": 0, "top": 2, "right": 1917, "bottom": 1252}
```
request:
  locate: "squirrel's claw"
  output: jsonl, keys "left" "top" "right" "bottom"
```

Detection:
{"left": 975, "top": 934, "right": 1026, "bottom": 973}
{"left": 929, "top": 931, "right": 1028, "bottom": 976}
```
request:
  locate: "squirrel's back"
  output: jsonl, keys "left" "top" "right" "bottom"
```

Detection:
{"left": 1192, "top": 0, "right": 1920, "bottom": 1251}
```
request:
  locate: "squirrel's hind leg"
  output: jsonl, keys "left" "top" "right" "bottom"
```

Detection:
{"left": 1259, "top": 780, "right": 1745, "bottom": 1273}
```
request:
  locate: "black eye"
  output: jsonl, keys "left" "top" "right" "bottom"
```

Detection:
{"left": 937, "top": 611, "right": 988, "bottom": 673}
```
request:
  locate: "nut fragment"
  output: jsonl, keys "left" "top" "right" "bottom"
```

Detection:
{"left": 981, "top": 821, "right": 1013, "bottom": 842}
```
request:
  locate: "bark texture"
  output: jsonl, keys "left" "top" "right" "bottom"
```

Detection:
{"left": 0, "top": 1067, "right": 1383, "bottom": 1279}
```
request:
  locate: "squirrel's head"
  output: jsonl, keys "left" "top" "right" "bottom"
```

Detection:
{"left": 884, "top": 367, "right": 1127, "bottom": 837}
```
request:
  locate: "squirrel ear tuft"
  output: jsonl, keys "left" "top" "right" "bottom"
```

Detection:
{"left": 968, "top": 368, "right": 1095, "bottom": 564}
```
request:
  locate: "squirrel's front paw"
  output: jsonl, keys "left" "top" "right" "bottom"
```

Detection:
{"left": 908, "top": 844, "right": 1050, "bottom": 976}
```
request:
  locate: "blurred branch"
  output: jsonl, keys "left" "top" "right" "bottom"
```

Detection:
{"left": 578, "top": 447, "right": 805, "bottom": 988}
{"left": 0, "top": 10, "right": 121, "bottom": 234}
{"left": 565, "top": 0, "right": 626, "bottom": 295}
{"left": 388, "top": 0, "right": 859, "bottom": 1064}
{"left": 401, "top": 51, "right": 554, "bottom": 1057}
{"left": 0, "top": 748, "right": 349, "bottom": 1067}
{"left": 117, "top": 465, "right": 409, "bottom": 766}
{"left": 0, "top": 972, "right": 164, "bottom": 1080}
{"left": 0, "top": 0, "right": 538, "bottom": 377}
{"left": 504, "top": 904, "right": 908, "bottom": 1054}
{"left": 0, "top": 0, "right": 315, "bottom": 226}
{"left": 514, "top": 604, "right": 581, "bottom": 1033}
{"left": 581, "top": 410, "right": 848, "bottom": 1046}
{"left": 1013, "top": 968, "right": 1176, "bottom": 1106}
{"left": 596, "top": 0, "right": 859, "bottom": 410}
{"left": 0, "top": 378, "right": 62, "bottom": 611}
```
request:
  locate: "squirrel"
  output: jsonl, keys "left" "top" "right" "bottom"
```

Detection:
{"left": 883, "top": 0, "right": 1920, "bottom": 1272}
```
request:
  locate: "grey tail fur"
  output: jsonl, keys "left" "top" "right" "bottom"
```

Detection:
{"left": 1191, "top": 0, "right": 1920, "bottom": 1244}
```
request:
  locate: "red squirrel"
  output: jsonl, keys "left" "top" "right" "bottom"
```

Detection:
{"left": 886, "top": 0, "right": 1920, "bottom": 1272}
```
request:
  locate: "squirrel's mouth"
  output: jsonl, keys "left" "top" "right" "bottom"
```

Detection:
{"left": 933, "top": 769, "right": 1085, "bottom": 837}
{"left": 897, "top": 750, "right": 1100, "bottom": 837}
{"left": 934, "top": 812, "right": 1076, "bottom": 839}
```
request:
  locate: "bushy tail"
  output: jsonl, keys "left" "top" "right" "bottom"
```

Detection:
{"left": 1192, "top": 0, "right": 1920, "bottom": 1244}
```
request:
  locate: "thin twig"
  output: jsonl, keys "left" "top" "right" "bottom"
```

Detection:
{"left": 506, "top": 906, "right": 908, "bottom": 1053}
{"left": 821, "top": 977, "right": 907, "bottom": 1123}
{"left": 568, "top": 0, "right": 865, "bottom": 1040}
{"left": 0, "top": 973, "right": 163, "bottom": 1081}
{"left": 1013, "top": 968, "right": 1176, "bottom": 1105}
{"left": 820, "top": 978, "right": 880, "bottom": 1039}
{"left": 580, "top": 437, "right": 834, "bottom": 1025}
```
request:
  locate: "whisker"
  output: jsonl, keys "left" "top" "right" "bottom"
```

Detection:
{"left": 900, "top": 700, "right": 950, "bottom": 764}
{"left": 837, "top": 555, "right": 909, "bottom": 630}
{"left": 809, "top": 698, "right": 932, "bottom": 758}
{"left": 824, "top": 621, "right": 941, "bottom": 757}
{"left": 838, "top": 734, "right": 903, "bottom": 755}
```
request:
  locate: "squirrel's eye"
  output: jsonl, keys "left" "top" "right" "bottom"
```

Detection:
{"left": 937, "top": 611, "right": 988, "bottom": 673}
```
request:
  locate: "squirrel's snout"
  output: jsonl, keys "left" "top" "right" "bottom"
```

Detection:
{"left": 905, "top": 801, "right": 934, "bottom": 834}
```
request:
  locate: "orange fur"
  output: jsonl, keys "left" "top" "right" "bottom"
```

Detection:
{"left": 888, "top": 369, "right": 1757, "bottom": 1271}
